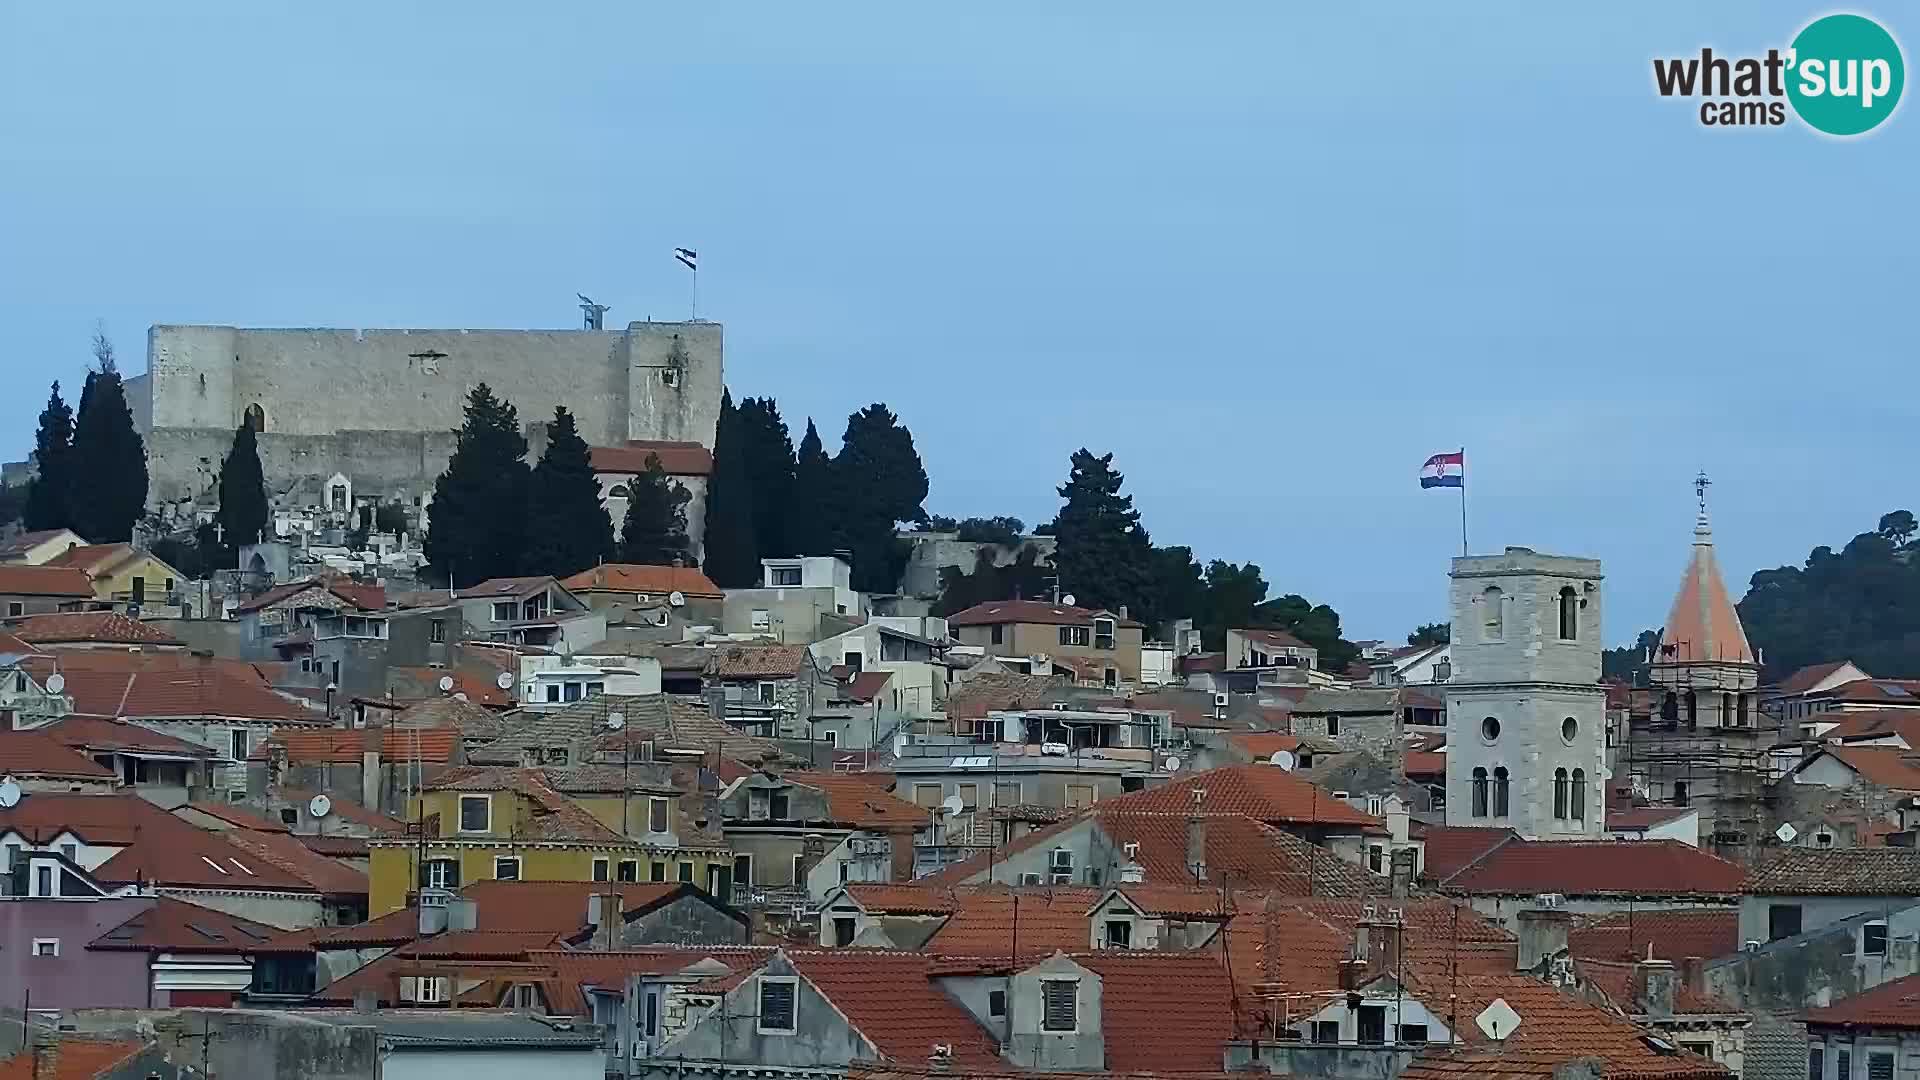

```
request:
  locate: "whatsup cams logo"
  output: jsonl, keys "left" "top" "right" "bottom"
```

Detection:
{"left": 1653, "top": 13, "right": 1904, "bottom": 135}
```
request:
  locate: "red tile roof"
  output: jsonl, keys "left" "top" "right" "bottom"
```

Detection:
{"left": 1820, "top": 707, "right": 1920, "bottom": 744}
{"left": 784, "top": 771, "right": 931, "bottom": 830}
{"left": 276, "top": 786, "right": 409, "bottom": 834}
{"left": 843, "top": 670, "right": 894, "bottom": 703}
{"left": 1227, "top": 732, "right": 1307, "bottom": 758}
{"left": 1098, "top": 764, "right": 1381, "bottom": 827}
{"left": 1096, "top": 811, "right": 1373, "bottom": 896}
{"left": 1803, "top": 970, "right": 1920, "bottom": 1028}
{"left": 253, "top": 727, "right": 462, "bottom": 765}
{"left": 88, "top": 896, "right": 280, "bottom": 953}
{"left": 590, "top": 440, "right": 714, "bottom": 476}
{"left": 452, "top": 576, "right": 556, "bottom": 600}
{"left": 0, "top": 565, "right": 94, "bottom": 597}
{"left": 308, "top": 879, "right": 688, "bottom": 951}
{"left": 0, "top": 528, "right": 83, "bottom": 560}
{"left": 560, "top": 563, "right": 723, "bottom": 599}
{"left": 419, "top": 768, "right": 626, "bottom": 842}
{"left": 949, "top": 600, "right": 1144, "bottom": 629}
{"left": 785, "top": 951, "right": 1002, "bottom": 1066}
{"left": 0, "top": 1037, "right": 148, "bottom": 1080}
{"left": 1074, "top": 951, "right": 1241, "bottom": 1071}
{"left": 1780, "top": 660, "right": 1863, "bottom": 696}
{"left": 1812, "top": 745, "right": 1920, "bottom": 790}
{"left": 922, "top": 887, "right": 1106, "bottom": 956}
{"left": 1819, "top": 678, "right": 1920, "bottom": 705}
{"left": 842, "top": 883, "right": 965, "bottom": 916}
{"left": 1569, "top": 909, "right": 1738, "bottom": 964}
{"left": 232, "top": 577, "right": 386, "bottom": 613}
{"left": 1744, "top": 847, "right": 1920, "bottom": 896}
{"left": 527, "top": 947, "right": 774, "bottom": 1015}
{"left": 0, "top": 793, "right": 317, "bottom": 891}
{"left": 1443, "top": 839, "right": 1745, "bottom": 896}
{"left": 1573, "top": 958, "right": 1737, "bottom": 1014}
{"left": 179, "top": 800, "right": 290, "bottom": 832}
{"left": 0, "top": 730, "right": 116, "bottom": 779}
{"left": 1238, "top": 627, "right": 1311, "bottom": 650}
{"left": 5, "top": 612, "right": 183, "bottom": 646}
{"left": 220, "top": 828, "right": 370, "bottom": 896}
{"left": 710, "top": 643, "right": 810, "bottom": 678}
{"left": 20, "top": 651, "right": 321, "bottom": 725}
{"left": 1405, "top": 750, "right": 1447, "bottom": 777}
{"left": 1399, "top": 1048, "right": 1729, "bottom": 1080}
{"left": 35, "top": 714, "right": 215, "bottom": 758}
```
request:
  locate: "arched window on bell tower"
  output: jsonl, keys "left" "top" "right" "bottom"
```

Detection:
{"left": 1558, "top": 587, "right": 1578, "bottom": 641}
{"left": 1553, "top": 769, "right": 1568, "bottom": 819}
{"left": 1471, "top": 768, "right": 1489, "bottom": 818}
{"left": 244, "top": 403, "right": 266, "bottom": 432}
{"left": 1571, "top": 769, "right": 1587, "bottom": 821}
{"left": 1492, "top": 767, "right": 1511, "bottom": 817}
{"left": 1482, "top": 586, "right": 1504, "bottom": 641}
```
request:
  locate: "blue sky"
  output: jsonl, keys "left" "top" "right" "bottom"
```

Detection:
{"left": 1, "top": 4, "right": 1913, "bottom": 644}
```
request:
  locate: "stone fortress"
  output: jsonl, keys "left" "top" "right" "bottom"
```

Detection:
{"left": 126, "top": 320, "right": 723, "bottom": 529}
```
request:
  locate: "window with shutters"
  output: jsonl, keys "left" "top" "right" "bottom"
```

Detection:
{"left": 1040, "top": 979, "right": 1078, "bottom": 1032}
{"left": 1867, "top": 1054, "right": 1893, "bottom": 1080}
{"left": 1808, "top": 1047, "right": 1823, "bottom": 1080}
{"left": 1837, "top": 1049, "right": 1851, "bottom": 1080}
{"left": 757, "top": 977, "right": 797, "bottom": 1033}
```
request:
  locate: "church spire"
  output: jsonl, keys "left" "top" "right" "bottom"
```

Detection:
{"left": 1658, "top": 471, "right": 1755, "bottom": 667}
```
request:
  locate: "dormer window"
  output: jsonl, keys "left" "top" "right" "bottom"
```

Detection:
{"left": 757, "top": 977, "right": 797, "bottom": 1034}
{"left": 1041, "top": 979, "right": 1078, "bottom": 1032}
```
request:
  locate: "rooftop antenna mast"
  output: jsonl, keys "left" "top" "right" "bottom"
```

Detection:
{"left": 578, "top": 294, "right": 610, "bottom": 331}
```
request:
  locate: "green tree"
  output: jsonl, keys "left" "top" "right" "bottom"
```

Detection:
{"left": 1407, "top": 623, "right": 1451, "bottom": 647}
{"left": 736, "top": 397, "right": 796, "bottom": 558}
{"left": 1051, "top": 449, "right": 1154, "bottom": 620}
{"left": 831, "top": 404, "right": 929, "bottom": 593}
{"left": 927, "top": 515, "right": 960, "bottom": 532}
{"left": 68, "top": 332, "right": 148, "bottom": 543}
{"left": 1602, "top": 628, "right": 1661, "bottom": 683}
{"left": 956, "top": 516, "right": 1025, "bottom": 545}
{"left": 621, "top": 454, "right": 694, "bottom": 565}
{"left": 1878, "top": 510, "right": 1917, "bottom": 546}
{"left": 523, "top": 406, "right": 614, "bottom": 578}
{"left": 424, "top": 383, "right": 531, "bottom": 585}
{"left": 1146, "top": 545, "right": 1206, "bottom": 634}
{"left": 375, "top": 501, "right": 410, "bottom": 537}
{"left": 215, "top": 422, "right": 269, "bottom": 551}
{"left": 23, "top": 382, "right": 75, "bottom": 532}
{"left": 1201, "top": 560, "right": 1269, "bottom": 649}
{"left": 702, "top": 390, "right": 759, "bottom": 585}
{"left": 1253, "top": 593, "right": 1359, "bottom": 674}
{"left": 1741, "top": 510, "right": 1920, "bottom": 679}
{"left": 935, "top": 543, "right": 1056, "bottom": 616}
{"left": 786, "top": 419, "right": 834, "bottom": 556}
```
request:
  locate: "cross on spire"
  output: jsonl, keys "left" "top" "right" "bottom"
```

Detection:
{"left": 1694, "top": 470, "right": 1712, "bottom": 513}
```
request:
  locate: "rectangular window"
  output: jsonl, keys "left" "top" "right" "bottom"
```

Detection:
{"left": 1769, "top": 904, "right": 1803, "bottom": 941}
{"left": 1810, "top": 1047, "right": 1824, "bottom": 1080}
{"left": 1065, "top": 784, "right": 1095, "bottom": 809}
{"left": 230, "top": 729, "right": 250, "bottom": 762}
{"left": 423, "top": 859, "right": 459, "bottom": 889}
{"left": 770, "top": 792, "right": 790, "bottom": 819}
{"left": 586, "top": 682, "right": 604, "bottom": 697}
{"left": 1867, "top": 1054, "right": 1893, "bottom": 1080}
{"left": 678, "top": 861, "right": 693, "bottom": 882}
{"left": 493, "top": 602, "right": 515, "bottom": 622}
{"left": 1313, "top": 1020, "right": 1341, "bottom": 1044}
{"left": 545, "top": 684, "right": 561, "bottom": 703}
{"left": 913, "top": 783, "right": 943, "bottom": 809}
{"left": 988, "top": 989, "right": 1006, "bottom": 1018}
{"left": 59, "top": 843, "right": 77, "bottom": 862}
{"left": 1040, "top": 979, "right": 1077, "bottom": 1032}
{"left": 648, "top": 797, "right": 670, "bottom": 834}
{"left": 592, "top": 857, "right": 610, "bottom": 882}
{"left": 494, "top": 856, "right": 520, "bottom": 880}
{"left": 1357, "top": 1004, "right": 1387, "bottom": 1044}
{"left": 1094, "top": 618, "right": 1115, "bottom": 650}
{"left": 645, "top": 991, "right": 660, "bottom": 1038}
{"left": 563, "top": 681, "right": 584, "bottom": 702}
{"left": 32, "top": 938, "right": 58, "bottom": 957}
{"left": 35, "top": 866, "right": 53, "bottom": 896}
{"left": 650, "top": 861, "right": 666, "bottom": 882}
{"left": 1058, "top": 625, "right": 1090, "bottom": 647}
{"left": 833, "top": 917, "right": 857, "bottom": 946}
{"left": 791, "top": 853, "right": 806, "bottom": 885}
{"left": 758, "top": 682, "right": 776, "bottom": 704}
{"left": 1399, "top": 1025, "right": 1430, "bottom": 1044}
{"left": 459, "top": 795, "right": 491, "bottom": 833}
{"left": 733, "top": 854, "right": 753, "bottom": 885}
{"left": 957, "top": 782, "right": 979, "bottom": 809}
{"left": 1328, "top": 716, "right": 1341, "bottom": 737}
{"left": 1105, "top": 920, "right": 1131, "bottom": 948}
{"left": 1681, "top": 1043, "right": 1715, "bottom": 1062}
{"left": 618, "top": 859, "right": 639, "bottom": 883}
{"left": 430, "top": 619, "right": 446, "bottom": 643}
{"left": 7, "top": 602, "right": 23, "bottom": 617}
{"left": 1837, "top": 1050, "right": 1851, "bottom": 1080}
{"left": 990, "top": 624, "right": 1003, "bottom": 645}
{"left": 1863, "top": 921, "right": 1888, "bottom": 956}
{"left": 771, "top": 567, "right": 802, "bottom": 587}
{"left": 757, "top": 978, "right": 797, "bottom": 1033}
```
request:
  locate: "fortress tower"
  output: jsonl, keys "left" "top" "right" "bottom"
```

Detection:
{"left": 126, "top": 320, "right": 722, "bottom": 520}
{"left": 1443, "top": 546, "right": 1607, "bottom": 839}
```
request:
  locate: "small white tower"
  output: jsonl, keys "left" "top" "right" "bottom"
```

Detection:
{"left": 1443, "top": 546, "right": 1607, "bottom": 839}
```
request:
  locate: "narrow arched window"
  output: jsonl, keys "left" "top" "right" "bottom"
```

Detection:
{"left": 1660, "top": 692, "right": 1678, "bottom": 724}
{"left": 1558, "top": 587, "right": 1578, "bottom": 641}
{"left": 244, "top": 403, "right": 266, "bottom": 432}
{"left": 1482, "top": 587, "right": 1504, "bottom": 641}
{"left": 1685, "top": 691, "right": 1698, "bottom": 729}
{"left": 1553, "top": 769, "right": 1568, "bottom": 819}
{"left": 1493, "top": 767, "right": 1510, "bottom": 817}
{"left": 1571, "top": 769, "right": 1587, "bottom": 821}
{"left": 1471, "top": 768, "right": 1489, "bottom": 818}
{"left": 1722, "top": 693, "right": 1735, "bottom": 727}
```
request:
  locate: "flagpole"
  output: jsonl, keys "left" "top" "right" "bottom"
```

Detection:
{"left": 691, "top": 265, "right": 698, "bottom": 321}
{"left": 1458, "top": 446, "right": 1468, "bottom": 557}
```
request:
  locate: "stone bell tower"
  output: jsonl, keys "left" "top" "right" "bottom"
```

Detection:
{"left": 1444, "top": 546, "right": 1607, "bottom": 839}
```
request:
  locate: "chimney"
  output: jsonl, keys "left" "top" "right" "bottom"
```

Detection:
{"left": 1515, "top": 909, "right": 1572, "bottom": 972}
{"left": 1118, "top": 605, "right": 1128, "bottom": 621}
{"left": 31, "top": 1026, "right": 59, "bottom": 1080}
{"left": 928, "top": 1044, "right": 954, "bottom": 1074}
{"left": 1340, "top": 924, "right": 1370, "bottom": 990}
{"left": 1118, "top": 860, "right": 1145, "bottom": 884}
{"left": 1635, "top": 956, "right": 1676, "bottom": 1018}
{"left": 1185, "top": 816, "right": 1208, "bottom": 882}
{"left": 446, "top": 897, "right": 478, "bottom": 932}
{"left": 587, "top": 893, "right": 605, "bottom": 927}
{"left": 361, "top": 727, "right": 382, "bottom": 814}
{"left": 1388, "top": 848, "right": 1416, "bottom": 900}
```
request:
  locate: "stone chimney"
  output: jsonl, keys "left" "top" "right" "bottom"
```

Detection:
{"left": 1388, "top": 848, "right": 1416, "bottom": 899}
{"left": 1635, "top": 956, "right": 1676, "bottom": 1018}
{"left": 1118, "top": 860, "right": 1145, "bottom": 884}
{"left": 361, "top": 726, "right": 383, "bottom": 814}
{"left": 1185, "top": 817, "right": 1207, "bottom": 882}
{"left": 1340, "top": 923, "right": 1371, "bottom": 989}
{"left": 1515, "top": 909, "right": 1572, "bottom": 972}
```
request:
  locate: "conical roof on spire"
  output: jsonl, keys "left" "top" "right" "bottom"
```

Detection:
{"left": 1657, "top": 506, "right": 1755, "bottom": 666}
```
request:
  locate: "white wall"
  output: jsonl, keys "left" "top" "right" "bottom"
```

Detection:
{"left": 384, "top": 1048, "right": 604, "bottom": 1080}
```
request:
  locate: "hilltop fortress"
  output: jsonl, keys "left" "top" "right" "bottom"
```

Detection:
{"left": 127, "top": 320, "right": 722, "bottom": 524}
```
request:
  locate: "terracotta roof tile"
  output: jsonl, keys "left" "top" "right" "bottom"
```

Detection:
{"left": 946, "top": 672, "right": 1073, "bottom": 722}
{"left": 922, "top": 887, "right": 1104, "bottom": 956}
{"left": 0, "top": 564, "right": 94, "bottom": 597}
{"left": 1820, "top": 708, "right": 1920, "bottom": 744}
{"left": 1238, "top": 628, "right": 1311, "bottom": 650}
{"left": 254, "top": 727, "right": 462, "bottom": 765}
{"left": 1097, "top": 764, "right": 1381, "bottom": 827}
{"left": 0, "top": 529, "right": 83, "bottom": 559}
{"left": 1096, "top": 812, "right": 1372, "bottom": 896}
{"left": 1816, "top": 678, "right": 1920, "bottom": 705}
{"left": 527, "top": 947, "right": 774, "bottom": 1015}
{"left": 1405, "top": 750, "right": 1448, "bottom": 776}
{"left": 949, "top": 600, "right": 1143, "bottom": 629}
{"left": 1780, "top": 660, "right": 1862, "bottom": 696}
{"left": 453, "top": 576, "right": 556, "bottom": 600}
{"left": 784, "top": 951, "right": 1002, "bottom": 1066}
{"left": 1443, "top": 840, "right": 1744, "bottom": 896}
{"left": 1573, "top": 958, "right": 1739, "bottom": 1015}
{"left": 0, "top": 730, "right": 117, "bottom": 779}
{"left": 1744, "top": 847, "right": 1920, "bottom": 896}
{"left": 709, "top": 643, "right": 810, "bottom": 679}
{"left": 0, "top": 1037, "right": 148, "bottom": 1080}
{"left": 1074, "top": 951, "right": 1241, "bottom": 1071}
{"left": 1808, "top": 745, "right": 1920, "bottom": 790}
{"left": 5, "top": 612, "right": 182, "bottom": 646}
{"left": 1803, "top": 970, "right": 1920, "bottom": 1028}
{"left": 0, "top": 793, "right": 316, "bottom": 891}
{"left": 843, "top": 670, "right": 894, "bottom": 703}
{"left": 179, "top": 800, "right": 290, "bottom": 832}
{"left": 220, "top": 828, "right": 370, "bottom": 895}
{"left": 1656, "top": 515, "right": 1754, "bottom": 666}
{"left": 38, "top": 714, "right": 215, "bottom": 757}
{"left": 20, "top": 651, "right": 320, "bottom": 724}
{"left": 560, "top": 563, "right": 722, "bottom": 599}
{"left": 590, "top": 440, "right": 713, "bottom": 476}
{"left": 232, "top": 577, "right": 386, "bottom": 614}
{"left": 782, "top": 771, "right": 931, "bottom": 829}
{"left": 1570, "top": 910, "right": 1738, "bottom": 964}
{"left": 275, "top": 786, "right": 409, "bottom": 834}
{"left": 843, "top": 883, "right": 964, "bottom": 915}
{"left": 88, "top": 896, "right": 280, "bottom": 953}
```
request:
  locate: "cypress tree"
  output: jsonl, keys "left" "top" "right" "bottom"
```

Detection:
{"left": 831, "top": 403, "right": 928, "bottom": 593}
{"left": 620, "top": 454, "right": 694, "bottom": 565}
{"left": 424, "top": 383, "right": 531, "bottom": 585}
{"left": 68, "top": 332, "right": 149, "bottom": 543}
{"left": 1051, "top": 448, "right": 1154, "bottom": 618}
{"left": 736, "top": 397, "right": 795, "bottom": 558}
{"left": 213, "top": 421, "right": 270, "bottom": 565}
{"left": 24, "top": 382, "right": 75, "bottom": 532}
{"left": 524, "top": 406, "right": 615, "bottom": 578}
{"left": 702, "top": 390, "right": 760, "bottom": 586}
{"left": 786, "top": 419, "right": 833, "bottom": 557}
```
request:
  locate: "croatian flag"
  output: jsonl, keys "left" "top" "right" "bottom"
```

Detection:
{"left": 1420, "top": 451, "right": 1465, "bottom": 489}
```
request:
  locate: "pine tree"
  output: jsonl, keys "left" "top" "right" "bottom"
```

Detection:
{"left": 786, "top": 418, "right": 834, "bottom": 556}
{"left": 736, "top": 397, "right": 795, "bottom": 558}
{"left": 215, "top": 421, "right": 270, "bottom": 552}
{"left": 620, "top": 454, "right": 693, "bottom": 565}
{"left": 68, "top": 332, "right": 149, "bottom": 543}
{"left": 702, "top": 390, "right": 760, "bottom": 586}
{"left": 524, "top": 407, "right": 615, "bottom": 577}
{"left": 1051, "top": 448, "right": 1154, "bottom": 619}
{"left": 24, "top": 382, "right": 75, "bottom": 532}
{"left": 830, "top": 403, "right": 929, "bottom": 593}
{"left": 424, "top": 383, "right": 531, "bottom": 585}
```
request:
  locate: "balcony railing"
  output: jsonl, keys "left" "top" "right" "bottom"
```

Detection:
{"left": 731, "top": 884, "right": 811, "bottom": 910}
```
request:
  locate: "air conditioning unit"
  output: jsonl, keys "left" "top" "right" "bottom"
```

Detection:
{"left": 1020, "top": 872, "right": 1043, "bottom": 886}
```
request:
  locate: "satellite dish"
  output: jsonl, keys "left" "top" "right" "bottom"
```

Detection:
{"left": 495, "top": 671, "right": 514, "bottom": 690}
{"left": 669, "top": 591, "right": 686, "bottom": 607}
{"left": 308, "top": 794, "right": 332, "bottom": 819}
{"left": 0, "top": 779, "right": 21, "bottom": 809}
{"left": 45, "top": 673, "right": 65, "bottom": 694}
{"left": 437, "top": 674, "right": 455, "bottom": 693}
{"left": 1270, "top": 750, "right": 1297, "bottom": 772}
{"left": 607, "top": 711, "right": 626, "bottom": 730}
{"left": 1163, "top": 756, "right": 1182, "bottom": 772}
{"left": 1475, "top": 998, "right": 1522, "bottom": 1042}
{"left": 1775, "top": 822, "right": 1798, "bottom": 844}
{"left": 940, "top": 794, "right": 964, "bottom": 816}
{"left": 1060, "top": 594, "right": 1076, "bottom": 607}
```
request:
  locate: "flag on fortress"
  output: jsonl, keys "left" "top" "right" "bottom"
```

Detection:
{"left": 674, "top": 247, "right": 698, "bottom": 270}
{"left": 1420, "top": 451, "right": 1464, "bottom": 488}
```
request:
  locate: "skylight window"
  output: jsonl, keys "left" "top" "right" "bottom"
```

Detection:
{"left": 187, "top": 922, "right": 228, "bottom": 942}
{"left": 229, "top": 858, "right": 255, "bottom": 876}
{"left": 200, "top": 856, "right": 229, "bottom": 874}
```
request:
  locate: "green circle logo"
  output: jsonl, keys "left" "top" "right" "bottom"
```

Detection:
{"left": 1787, "top": 14, "right": 1904, "bottom": 135}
